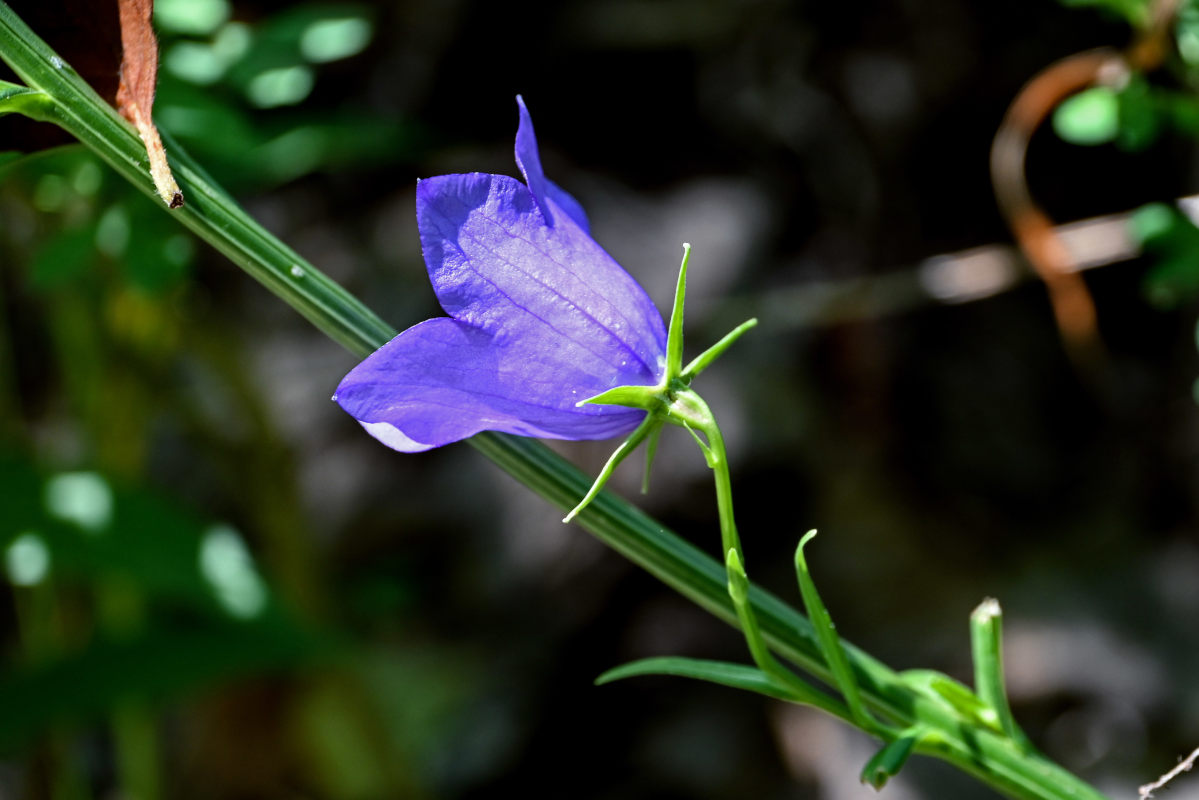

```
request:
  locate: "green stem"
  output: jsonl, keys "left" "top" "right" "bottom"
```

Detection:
{"left": 667, "top": 386, "right": 742, "bottom": 561}
{"left": 703, "top": 418, "right": 744, "bottom": 564}
{"left": 0, "top": 7, "right": 1110, "bottom": 799}
{"left": 725, "top": 549, "right": 847, "bottom": 718}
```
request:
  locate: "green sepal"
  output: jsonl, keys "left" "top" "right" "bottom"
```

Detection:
{"left": 596, "top": 656, "right": 803, "bottom": 703}
{"left": 861, "top": 729, "right": 922, "bottom": 790}
{"left": 563, "top": 414, "right": 661, "bottom": 523}
{"left": 900, "top": 669, "right": 1002, "bottom": 733}
{"left": 665, "top": 243, "right": 691, "bottom": 375}
{"left": 577, "top": 384, "right": 661, "bottom": 411}
{"left": 682, "top": 317, "right": 758, "bottom": 380}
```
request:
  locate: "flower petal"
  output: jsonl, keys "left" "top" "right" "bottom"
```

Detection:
{"left": 335, "top": 318, "right": 647, "bottom": 450}
{"left": 416, "top": 172, "right": 666, "bottom": 387}
{"left": 515, "top": 95, "right": 590, "bottom": 232}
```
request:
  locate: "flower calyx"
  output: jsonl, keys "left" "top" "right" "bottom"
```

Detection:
{"left": 563, "top": 244, "right": 756, "bottom": 523}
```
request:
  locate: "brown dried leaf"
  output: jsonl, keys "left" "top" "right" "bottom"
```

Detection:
{"left": 117, "top": 0, "right": 183, "bottom": 208}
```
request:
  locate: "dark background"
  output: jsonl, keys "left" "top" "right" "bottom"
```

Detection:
{"left": 1, "top": 0, "right": 1198, "bottom": 798}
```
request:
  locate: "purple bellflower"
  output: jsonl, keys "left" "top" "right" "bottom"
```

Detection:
{"left": 336, "top": 98, "right": 756, "bottom": 523}
{"left": 335, "top": 97, "right": 668, "bottom": 452}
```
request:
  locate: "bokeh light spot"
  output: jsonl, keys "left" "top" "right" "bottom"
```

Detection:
{"left": 5, "top": 533, "right": 50, "bottom": 587}
{"left": 199, "top": 525, "right": 267, "bottom": 619}
{"left": 246, "top": 66, "right": 315, "bottom": 108}
{"left": 155, "top": 0, "right": 231, "bottom": 36}
{"left": 45, "top": 472, "right": 113, "bottom": 534}
{"left": 300, "top": 17, "right": 373, "bottom": 64}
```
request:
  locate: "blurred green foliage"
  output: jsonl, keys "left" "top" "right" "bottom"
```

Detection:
{"left": 0, "top": 4, "right": 467, "bottom": 797}
{"left": 1128, "top": 202, "right": 1199, "bottom": 306}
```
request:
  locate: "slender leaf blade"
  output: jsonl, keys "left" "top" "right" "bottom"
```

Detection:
{"left": 597, "top": 656, "right": 803, "bottom": 703}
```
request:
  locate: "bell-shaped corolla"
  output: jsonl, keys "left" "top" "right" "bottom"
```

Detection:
{"left": 335, "top": 97, "right": 667, "bottom": 452}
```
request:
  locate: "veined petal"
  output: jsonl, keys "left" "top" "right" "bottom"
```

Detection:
{"left": 335, "top": 318, "right": 647, "bottom": 450}
{"left": 416, "top": 172, "right": 666, "bottom": 387}
{"left": 515, "top": 95, "right": 591, "bottom": 232}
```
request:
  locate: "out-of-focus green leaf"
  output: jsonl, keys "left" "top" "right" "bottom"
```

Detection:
{"left": 119, "top": 198, "right": 195, "bottom": 292}
{"left": 1130, "top": 203, "right": 1199, "bottom": 307}
{"left": 299, "top": 17, "right": 372, "bottom": 64}
{"left": 1053, "top": 87, "right": 1120, "bottom": 146}
{"left": 0, "top": 455, "right": 265, "bottom": 616}
{"left": 245, "top": 65, "right": 314, "bottom": 108}
{"left": 29, "top": 224, "right": 97, "bottom": 289}
{"left": 154, "top": 0, "right": 230, "bottom": 37}
{"left": 1114, "top": 78, "right": 1160, "bottom": 150}
{"left": 221, "top": 4, "right": 371, "bottom": 108}
{"left": 156, "top": 80, "right": 413, "bottom": 189}
{"left": 1177, "top": 0, "right": 1199, "bottom": 66}
{"left": 0, "top": 619, "right": 331, "bottom": 752}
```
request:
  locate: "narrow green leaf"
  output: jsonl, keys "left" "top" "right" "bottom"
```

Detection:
{"left": 795, "top": 530, "right": 875, "bottom": 732}
{"left": 861, "top": 729, "right": 921, "bottom": 789}
{"left": 0, "top": 78, "right": 49, "bottom": 118}
{"left": 596, "top": 656, "right": 803, "bottom": 703}
{"left": 723, "top": 549, "right": 848, "bottom": 717}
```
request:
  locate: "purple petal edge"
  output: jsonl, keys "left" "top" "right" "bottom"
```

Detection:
{"left": 335, "top": 318, "right": 648, "bottom": 452}
{"left": 515, "top": 95, "right": 590, "bottom": 232}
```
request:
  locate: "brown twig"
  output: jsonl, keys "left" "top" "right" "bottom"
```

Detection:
{"left": 990, "top": 0, "right": 1181, "bottom": 369}
{"left": 991, "top": 49, "right": 1119, "bottom": 366}
{"left": 1139, "top": 746, "right": 1199, "bottom": 798}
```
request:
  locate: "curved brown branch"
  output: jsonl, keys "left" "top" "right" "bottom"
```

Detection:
{"left": 991, "top": 49, "right": 1119, "bottom": 366}
{"left": 990, "top": 0, "right": 1180, "bottom": 368}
